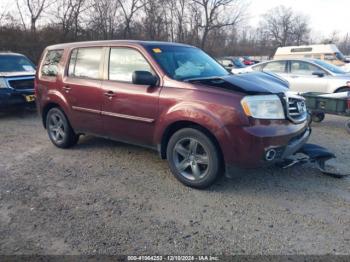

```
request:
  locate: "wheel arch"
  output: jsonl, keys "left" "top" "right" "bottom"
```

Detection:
{"left": 42, "top": 101, "right": 71, "bottom": 129}
{"left": 159, "top": 120, "right": 225, "bottom": 168}
{"left": 41, "top": 90, "right": 71, "bottom": 128}
{"left": 42, "top": 102, "right": 61, "bottom": 128}
{"left": 334, "top": 86, "right": 350, "bottom": 93}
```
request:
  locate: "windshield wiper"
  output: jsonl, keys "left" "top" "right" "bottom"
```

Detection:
{"left": 183, "top": 76, "right": 225, "bottom": 82}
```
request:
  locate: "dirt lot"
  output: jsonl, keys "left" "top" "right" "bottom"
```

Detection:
{"left": 0, "top": 108, "right": 350, "bottom": 255}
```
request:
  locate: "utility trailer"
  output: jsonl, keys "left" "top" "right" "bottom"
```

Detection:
{"left": 301, "top": 92, "right": 350, "bottom": 133}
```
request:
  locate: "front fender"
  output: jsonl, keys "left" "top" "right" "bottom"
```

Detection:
{"left": 154, "top": 101, "right": 238, "bottom": 161}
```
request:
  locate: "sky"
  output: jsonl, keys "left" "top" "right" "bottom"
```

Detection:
{"left": 1, "top": 0, "right": 349, "bottom": 40}
{"left": 248, "top": 0, "right": 350, "bottom": 40}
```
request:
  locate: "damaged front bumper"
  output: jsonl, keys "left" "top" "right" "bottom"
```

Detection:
{"left": 277, "top": 143, "right": 349, "bottom": 178}
{"left": 264, "top": 127, "right": 312, "bottom": 162}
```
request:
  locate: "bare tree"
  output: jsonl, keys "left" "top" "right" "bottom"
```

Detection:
{"left": 166, "top": 0, "right": 188, "bottom": 42}
{"left": 292, "top": 14, "right": 310, "bottom": 45}
{"left": 192, "top": 0, "right": 245, "bottom": 49}
{"left": 52, "top": 0, "right": 86, "bottom": 40}
{"left": 16, "top": 0, "right": 28, "bottom": 30}
{"left": 88, "top": 0, "right": 119, "bottom": 39}
{"left": 339, "top": 33, "right": 350, "bottom": 55}
{"left": 117, "top": 0, "right": 145, "bottom": 38}
{"left": 16, "top": 0, "right": 51, "bottom": 33}
{"left": 261, "top": 6, "right": 310, "bottom": 47}
{"left": 0, "top": 2, "right": 9, "bottom": 25}
{"left": 142, "top": 0, "right": 168, "bottom": 40}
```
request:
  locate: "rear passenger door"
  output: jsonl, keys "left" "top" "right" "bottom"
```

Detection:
{"left": 62, "top": 47, "right": 105, "bottom": 134}
{"left": 101, "top": 47, "right": 161, "bottom": 146}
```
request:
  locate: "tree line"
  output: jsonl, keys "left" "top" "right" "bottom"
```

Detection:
{"left": 0, "top": 0, "right": 349, "bottom": 63}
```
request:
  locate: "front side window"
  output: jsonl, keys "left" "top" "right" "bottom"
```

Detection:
{"left": 41, "top": 50, "right": 63, "bottom": 77}
{"left": 263, "top": 61, "right": 286, "bottom": 73}
{"left": 68, "top": 48, "right": 102, "bottom": 79}
{"left": 148, "top": 46, "right": 229, "bottom": 81}
{"left": 290, "top": 61, "right": 322, "bottom": 75}
{"left": 109, "top": 48, "right": 153, "bottom": 82}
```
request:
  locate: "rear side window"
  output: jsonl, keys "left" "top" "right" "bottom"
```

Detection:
{"left": 109, "top": 48, "right": 153, "bottom": 82}
{"left": 263, "top": 61, "right": 286, "bottom": 73}
{"left": 68, "top": 48, "right": 103, "bottom": 79}
{"left": 41, "top": 50, "right": 63, "bottom": 77}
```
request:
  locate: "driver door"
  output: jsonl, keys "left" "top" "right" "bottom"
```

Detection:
{"left": 101, "top": 47, "right": 161, "bottom": 146}
{"left": 285, "top": 60, "right": 328, "bottom": 93}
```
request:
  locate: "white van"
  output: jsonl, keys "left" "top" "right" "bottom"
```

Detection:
{"left": 274, "top": 44, "right": 347, "bottom": 66}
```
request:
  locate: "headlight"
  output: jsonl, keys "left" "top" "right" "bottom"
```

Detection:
{"left": 0, "top": 78, "right": 8, "bottom": 88}
{"left": 241, "top": 95, "right": 285, "bottom": 119}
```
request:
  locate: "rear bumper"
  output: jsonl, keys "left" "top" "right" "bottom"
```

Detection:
{"left": 223, "top": 119, "right": 311, "bottom": 170}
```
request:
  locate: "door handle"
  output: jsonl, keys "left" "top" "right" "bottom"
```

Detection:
{"left": 62, "top": 86, "right": 71, "bottom": 93}
{"left": 104, "top": 90, "right": 115, "bottom": 100}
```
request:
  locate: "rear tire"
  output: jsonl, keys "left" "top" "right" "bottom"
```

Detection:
{"left": 46, "top": 107, "right": 79, "bottom": 148}
{"left": 166, "top": 128, "right": 222, "bottom": 189}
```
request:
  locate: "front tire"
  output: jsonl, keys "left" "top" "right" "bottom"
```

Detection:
{"left": 166, "top": 128, "right": 222, "bottom": 189}
{"left": 46, "top": 107, "right": 79, "bottom": 148}
{"left": 311, "top": 112, "right": 325, "bottom": 123}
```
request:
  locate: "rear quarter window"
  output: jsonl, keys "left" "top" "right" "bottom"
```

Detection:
{"left": 41, "top": 50, "right": 63, "bottom": 77}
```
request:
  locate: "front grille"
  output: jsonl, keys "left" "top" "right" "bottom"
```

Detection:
{"left": 286, "top": 96, "right": 307, "bottom": 123}
{"left": 8, "top": 79, "right": 34, "bottom": 90}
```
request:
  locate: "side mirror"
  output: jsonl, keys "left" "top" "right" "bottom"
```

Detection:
{"left": 312, "top": 71, "right": 325, "bottom": 77}
{"left": 132, "top": 71, "right": 158, "bottom": 86}
{"left": 227, "top": 63, "right": 233, "bottom": 68}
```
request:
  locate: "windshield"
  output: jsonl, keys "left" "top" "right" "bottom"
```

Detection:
{"left": 148, "top": 46, "right": 229, "bottom": 81}
{"left": 0, "top": 55, "right": 35, "bottom": 72}
{"left": 312, "top": 59, "right": 347, "bottom": 74}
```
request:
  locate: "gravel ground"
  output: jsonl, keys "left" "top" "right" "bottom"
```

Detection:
{"left": 0, "top": 108, "right": 350, "bottom": 255}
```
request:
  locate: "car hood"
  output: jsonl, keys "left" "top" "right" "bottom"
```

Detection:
{"left": 0, "top": 71, "right": 36, "bottom": 78}
{"left": 188, "top": 71, "right": 289, "bottom": 95}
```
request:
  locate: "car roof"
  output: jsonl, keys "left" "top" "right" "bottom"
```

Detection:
{"left": 46, "top": 40, "right": 194, "bottom": 50}
{"left": 254, "top": 58, "right": 324, "bottom": 65}
{"left": 0, "top": 52, "right": 26, "bottom": 56}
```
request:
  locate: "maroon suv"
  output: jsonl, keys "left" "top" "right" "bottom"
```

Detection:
{"left": 35, "top": 41, "right": 310, "bottom": 188}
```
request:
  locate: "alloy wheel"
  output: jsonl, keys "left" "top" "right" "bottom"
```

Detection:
{"left": 172, "top": 137, "right": 210, "bottom": 181}
{"left": 48, "top": 112, "right": 66, "bottom": 144}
